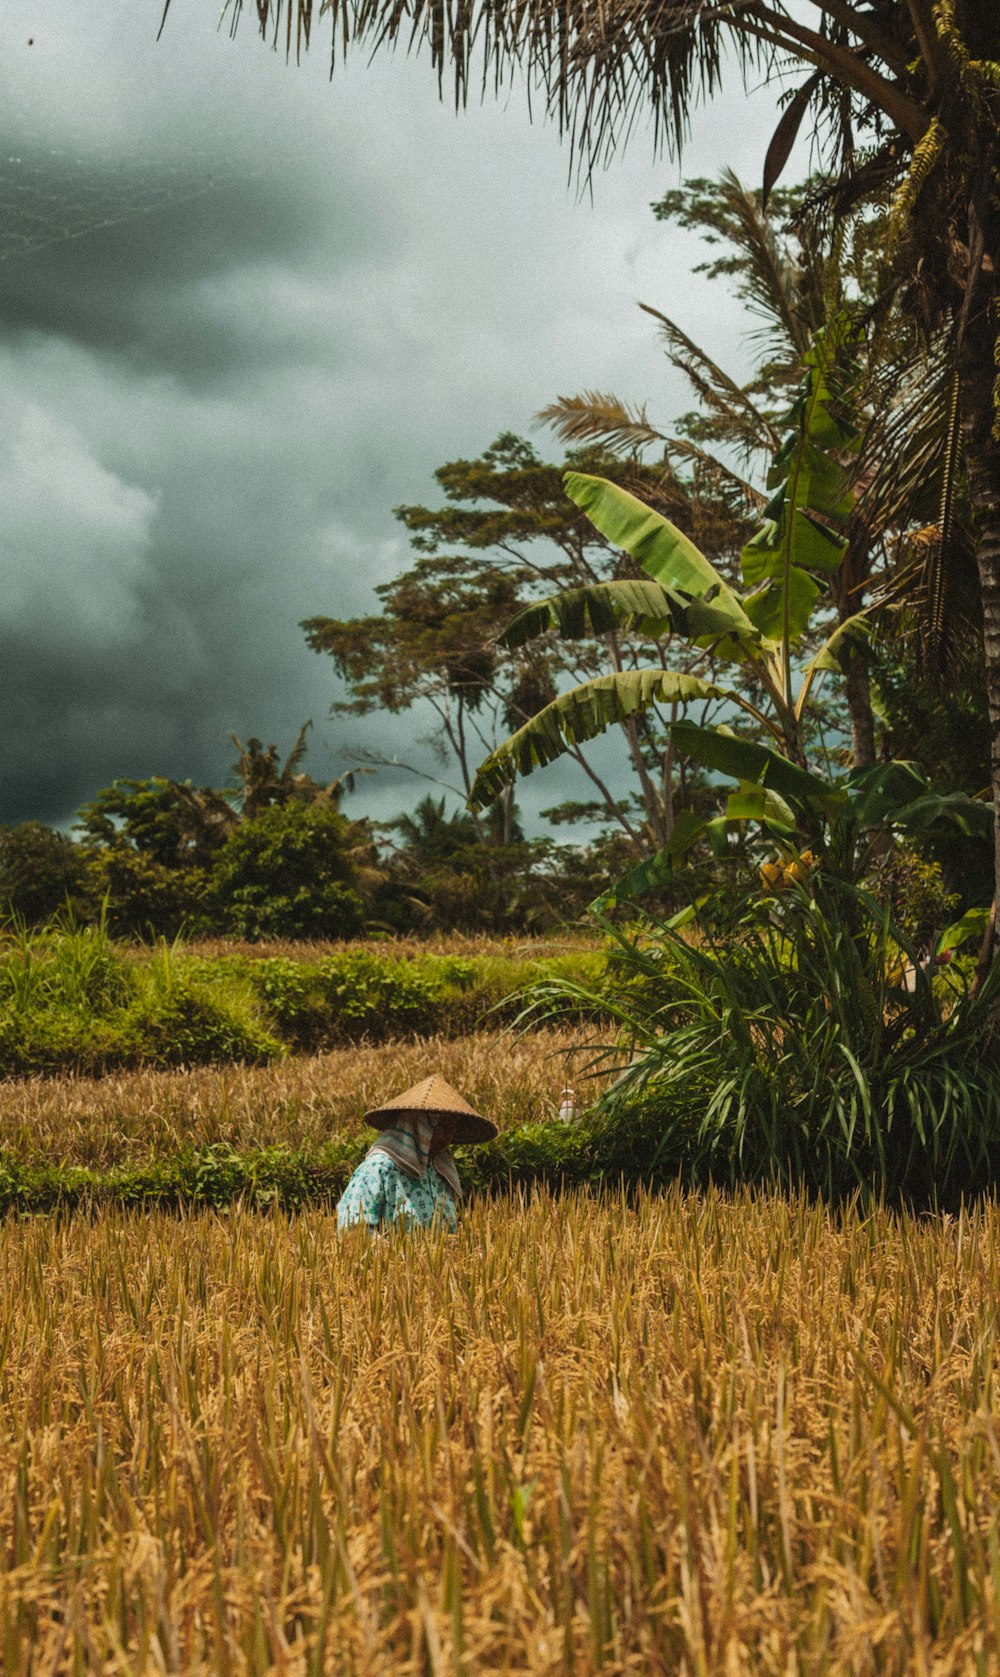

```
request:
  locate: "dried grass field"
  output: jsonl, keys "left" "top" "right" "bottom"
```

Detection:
{"left": 0, "top": 1029, "right": 588, "bottom": 1169}
{"left": 1, "top": 1183, "right": 1000, "bottom": 1674}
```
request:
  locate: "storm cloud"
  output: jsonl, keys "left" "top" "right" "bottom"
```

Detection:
{"left": 0, "top": 1, "right": 792, "bottom": 830}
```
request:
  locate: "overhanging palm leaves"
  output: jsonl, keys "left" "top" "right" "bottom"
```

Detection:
{"left": 189, "top": 0, "right": 933, "bottom": 173}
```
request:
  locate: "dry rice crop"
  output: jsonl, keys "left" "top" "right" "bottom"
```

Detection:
{"left": 0, "top": 1030, "right": 593, "bottom": 1169}
{"left": 179, "top": 934, "right": 600, "bottom": 963}
{"left": 1, "top": 1187, "right": 1000, "bottom": 1674}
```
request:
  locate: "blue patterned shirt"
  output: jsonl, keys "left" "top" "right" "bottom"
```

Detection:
{"left": 336, "top": 1151, "right": 458, "bottom": 1233}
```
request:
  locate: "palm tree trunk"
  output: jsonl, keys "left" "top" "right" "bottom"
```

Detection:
{"left": 840, "top": 641, "right": 876, "bottom": 768}
{"left": 959, "top": 258, "right": 1000, "bottom": 916}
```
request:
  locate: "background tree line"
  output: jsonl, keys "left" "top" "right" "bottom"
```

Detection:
{"left": 0, "top": 721, "right": 642, "bottom": 939}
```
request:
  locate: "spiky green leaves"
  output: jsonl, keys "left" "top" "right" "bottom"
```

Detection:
{"left": 739, "top": 320, "right": 859, "bottom": 646}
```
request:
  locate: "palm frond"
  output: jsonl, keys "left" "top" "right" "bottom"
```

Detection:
{"left": 228, "top": 0, "right": 740, "bottom": 163}
{"left": 279, "top": 719, "right": 313, "bottom": 781}
{"left": 713, "top": 168, "right": 815, "bottom": 359}
{"left": 639, "top": 303, "right": 779, "bottom": 459}
{"left": 663, "top": 436, "right": 768, "bottom": 513}
{"left": 202, "top": 0, "right": 925, "bottom": 172}
{"left": 861, "top": 331, "right": 981, "bottom": 682}
{"left": 538, "top": 392, "right": 666, "bottom": 454}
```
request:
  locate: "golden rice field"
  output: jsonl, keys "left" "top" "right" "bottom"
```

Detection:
{"left": 1, "top": 1186, "right": 1000, "bottom": 1675}
{"left": 0, "top": 1029, "right": 595, "bottom": 1168}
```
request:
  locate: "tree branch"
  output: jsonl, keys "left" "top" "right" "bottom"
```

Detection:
{"left": 800, "top": 0, "right": 911, "bottom": 77}
{"left": 901, "top": 0, "right": 947, "bottom": 97}
{"left": 743, "top": 4, "right": 930, "bottom": 142}
{"left": 565, "top": 743, "right": 644, "bottom": 848}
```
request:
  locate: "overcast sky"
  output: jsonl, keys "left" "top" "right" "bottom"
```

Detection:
{"left": 0, "top": 0, "right": 801, "bottom": 833}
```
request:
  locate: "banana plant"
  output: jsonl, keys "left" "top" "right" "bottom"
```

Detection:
{"left": 469, "top": 319, "right": 991, "bottom": 906}
{"left": 471, "top": 322, "right": 867, "bottom": 843}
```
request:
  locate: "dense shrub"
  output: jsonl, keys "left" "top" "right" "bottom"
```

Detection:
{"left": 234, "top": 948, "right": 604, "bottom": 1045}
{"left": 88, "top": 846, "right": 213, "bottom": 940}
{"left": 0, "top": 923, "right": 283, "bottom": 1076}
{"left": 0, "top": 1118, "right": 622, "bottom": 1214}
{"left": 211, "top": 805, "right": 366, "bottom": 939}
{"left": 0, "top": 921, "right": 604, "bottom": 1075}
{"left": 520, "top": 881, "right": 1000, "bottom": 1206}
{"left": 0, "top": 823, "right": 93, "bottom": 924}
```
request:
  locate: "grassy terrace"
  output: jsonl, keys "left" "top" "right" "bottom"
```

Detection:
{"left": 0, "top": 1029, "right": 588, "bottom": 1167}
{"left": 0, "top": 1029, "right": 616, "bottom": 1213}
{"left": 0, "top": 923, "right": 604, "bottom": 1077}
{"left": 3, "top": 929, "right": 1000, "bottom": 1670}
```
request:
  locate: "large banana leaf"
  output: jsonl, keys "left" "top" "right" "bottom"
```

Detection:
{"left": 670, "top": 720, "right": 845, "bottom": 812}
{"left": 739, "top": 318, "right": 859, "bottom": 646}
{"left": 469, "top": 670, "right": 725, "bottom": 810}
{"left": 843, "top": 760, "right": 932, "bottom": 829}
{"left": 837, "top": 761, "right": 991, "bottom": 840}
{"left": 499, "top": 578, "right": 758, "bottom": 649}
{"left": 724, "top": 780, "right": 796, "bottom": 829}
{"left": 742, "top": 569, "right": 822, "bottom": 643}
{"left": 590, "top": 810, "right": 708, "bottom": 911}
{"left": 563, "top": 472, "right": 757, "bottom": 644}
{"left": 892, "top": 791, "right": 992, "bottom": 841}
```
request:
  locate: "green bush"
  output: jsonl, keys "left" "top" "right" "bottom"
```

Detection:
{"left": 234, "top": 948, "right": 604, "bottom": 1047}
{"left": 519, "top": 882, "right": 1000, "bottom": 1207}
{"left": 0, "top": 1122, "right": 606, "bottom": 1216}
{"left": 212, "top": 805, "right": 366, "bottom": 939}
{"left": 0, "top": 922, "right": 283, "bottom": 1076}
{"left": 120, "top": 983, "right": 282, "bottom": 1070}
{"left": 0, "top": 919, "right": 604, "bottom": 1075}
{"left": 0, "top": 823, "right": 94, "bottom": 924}
{"left": 0, "top": 1140, "right": 361, "bottom": 1215}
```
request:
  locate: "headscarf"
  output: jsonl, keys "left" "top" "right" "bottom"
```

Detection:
{"left": 367, "top": 1113, "right": 463, "bottom": 1199}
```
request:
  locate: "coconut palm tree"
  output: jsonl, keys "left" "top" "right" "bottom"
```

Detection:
{"left": 181, "top": 0, "right": 1000, "bottom": 909}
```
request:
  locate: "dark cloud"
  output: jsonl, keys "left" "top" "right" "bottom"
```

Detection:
{"left": 0, "top": 1, "right": 798, "bottom": 832}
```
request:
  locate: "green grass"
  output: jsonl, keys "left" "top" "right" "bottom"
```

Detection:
{"left": 519, "top": 883, "right": 1000, "bottom": 1207}
{"left": 0, "top": 918, "right": 604, "bottom": 1076}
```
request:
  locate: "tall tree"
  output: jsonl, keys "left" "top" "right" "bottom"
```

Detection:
{"left": 303, "top": 435, "right": 750, "bottom": 853}
{"left": 75, "top": 726, "right": 373, "bottom": 937}
{"left": 0, "top": 823, "right": 92, "bottom": 925}
{"left": 190, "top": 0, "right": 1000, "bottom": 916}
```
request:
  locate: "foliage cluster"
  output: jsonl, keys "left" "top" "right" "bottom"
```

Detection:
{"left": 237, "top": 945, "right": 601, "bottom": 1046}
{"left": 0, "top": 918, "right": 603, "bottom": 1077}
{"left": 0, "top": 920, "right": 283, "bottom": 1077}
{"left": 1, "top": 780, "right": 634, "bottom": 941}
{"left": 521, "top": 876, "right": 1000, "bottom": 1206}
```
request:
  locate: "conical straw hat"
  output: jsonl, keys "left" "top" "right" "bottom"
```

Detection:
{"left": 363, "top": 1074, "right": 497, "bottom": 1145}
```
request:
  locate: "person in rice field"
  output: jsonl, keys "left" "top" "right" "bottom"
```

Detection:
{"left": 336, "top": 1074, "right": 497, "bottom": 1233}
